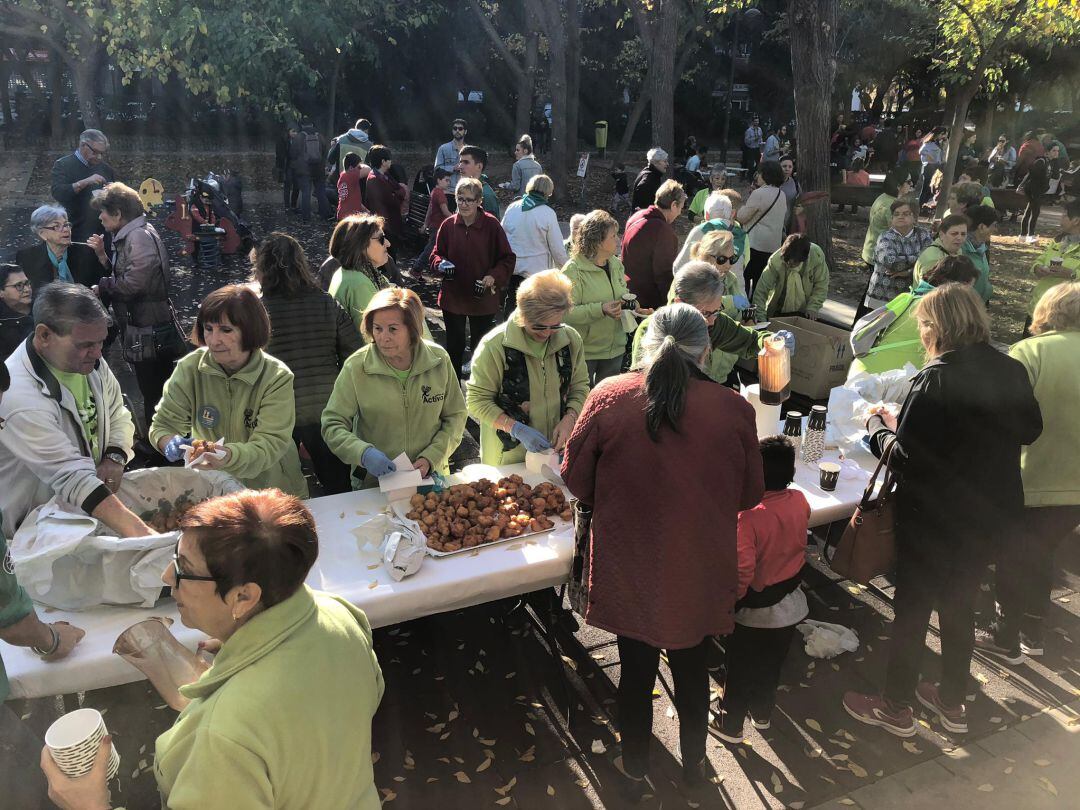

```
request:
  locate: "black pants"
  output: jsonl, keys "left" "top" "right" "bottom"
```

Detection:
{"left": 1021, "top": 196, "right": 1042, "bottom": 237}
{"left": 723, "top": 623, "right": 797, "bottom": 727}
{"left": 744, "top": 248, "right": 772, "bottom": 302}
{"left": 616, "top": 635, "right": 710, "bottom": 776}
{"left": 884, "top": 542, "right": 985, "bottom": 707}
{"left": 283, "top": 171, "right": 299, "bottom": 209}
{"left": 501, "top": 274, "right": 525, "bottom": 321}
{"left": 995, "top": 505, "right": 1080, "bottom": 643}
{"left": 293, "top": 423, "right": 353, "bottom": 495}
{"left": 444, "top": 311, "right": 496, "bottom": 379}
{"left": 133, "top": 357, "right": 174, "bottom": 434}
{"left": 295, "top": 172, "right": 330, "bottom": 221}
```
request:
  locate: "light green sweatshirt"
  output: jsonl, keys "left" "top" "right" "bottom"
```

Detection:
{"left": 631, "top": 309, "right": 765, "bottom": 383}
{"left": 321, "top": 339, "right": 467, "bottom": 488}
{"left": 466, "top": 317, "right": 590, "bottom": 465}
{"left": 752, "top": 242, "right": 830, "bottom": 317}
{"left": 1008, "top": 330, "right": 1080, "bottom": 507}
{"left": 561, "top": 253, "right": 630, "bottom": 361}
{"left": 149, "top": 348, "right": 308, "bottom": 497}
{"left": 329, "top": 267, "right": 384, "bottom": 334}
{"left": 154, "top": 587, "right": 384, "bottom": 810}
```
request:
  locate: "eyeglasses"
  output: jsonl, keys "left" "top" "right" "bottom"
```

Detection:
{"left": 530, "top": 322, "right": 565, "bottom": 333}
{"left": 4, "top": 280, "right": 32, "bottom": 292}
{"left": 456, "top": 196, "right": 479, "bottom": 204}
{"left": 373, "top": 232, "right": 388, "bottom": 245}
{"left": 710, "top": 254, "right": 738, "bottom": 266}
{"left": 699, "top": 307, "right": 724, "bottom": 320}
{"left": 85, "top": 144, "right": 108, "bottom": 156}
{"left": 171, "top": 542, "right": 217, "bottom": 587}
{"left": 41, "top": 223, "right": 72, "bottom": 232}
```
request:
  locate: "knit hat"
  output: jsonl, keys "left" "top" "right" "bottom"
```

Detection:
{"left": 647, "top": 147, "right": 669, "bottom": 164}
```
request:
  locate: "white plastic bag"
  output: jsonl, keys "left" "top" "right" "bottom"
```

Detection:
{"left": 797, "top": 619, "right": 860, "bottom": 659}
{"left": 351, "top": 511, "right": 426, "bottom": 581}
{"left": 10, "top": 467, "right": 243, "bottom": 610}
{"left": 828, "top": 364, "right": 917, "bottom": 458}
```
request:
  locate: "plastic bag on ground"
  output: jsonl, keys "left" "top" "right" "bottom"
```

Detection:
{"left": 797, "top": 619, "right": 860, "bottom": 659}
{"left": 10, "top": 467, "right": 243, "bottom": 610}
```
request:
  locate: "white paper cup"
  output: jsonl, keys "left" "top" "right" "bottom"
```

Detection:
{"left": 45, "top": 708, "right": 120, "bottom": 779}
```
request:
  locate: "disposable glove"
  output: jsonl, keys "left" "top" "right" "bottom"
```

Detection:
{"left": 164, "top": 435, "right": 191, "bottom": 463}
{"left": 510, "top": 422, "right": 552, "bottom": 452}
{"left": 362, "top": 447, "right": 397, "bottom": 477}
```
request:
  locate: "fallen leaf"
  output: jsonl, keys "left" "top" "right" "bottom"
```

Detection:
{"left": 495, "top": 799, "right": 512, "bottom": 807}
{"left": 771, "top": 772, "right": 784, "bottom": 793}
{"left": 547, "top": 785, "right": 556, "bottom": 796}
{"left": 1034, "top": 759, "right": 1052, "bottom": 767}
{"left": 476, "top": 758, "right": 492, "bottom": 773}
{"left": 426, "top": 723, "right": 446, "bottom": 734}
{"left": 820, "top": 776, "right": 836, "bottom": 785}
{"left": 1004, "top": 766, "right": 1013, "bottom": 775}
{"left": 591, "top": 739, "right": 607, "bottom": 754}
{"left": 494, "top": 776, "right": 518, "bottom": 796}
{"left": 848, "top": 762, "right": 868, "bottom": 778}
{"left": 665, "top": 706, "right": 676, "bottom": 719}
{"left": 448, "top": 709, "right": 459, "bottom": 721}
{"left": 367, "top": 563, "right": 380, "bottom": 570}
{"left": 453, "top": 771, "right": 471, "bottom": 784}
{"left": 977, "top": 784, "right": 994, "bottom": 792}
{"left": 789, "top": 803, "right": 806, "bottom": 809}
{"left": 372, "top": 752, "right": 381, "bottom": 764}
{"left": 806, "top": 718, "right": 823, "bottom": 732}
{"left": 439, "top": 732, "right": 451, "bottom": 740}
{"left": 368, "top": 580, "right": 378, "bottom": 590}
{"left": 393, "top": 776, "right": 405, "bottom": 782}
{"left": 902, "top": 741, "right": 922, "bottom": 754}
{"left": 437, "top": 757, "right": 449, "bottom": 764}
{"left": 989, "top": 716, "right": 1002, "bottom": 724}
{"left": 1039, "top": 777, "right": 1058, "bottom": 796}
{"left": 478, "top": 737, "right": 497, "bottom": 746}
{"left": 426, "top": 777, "right": 438, "bottom": 783}
{"left": 524, "top": 722, "right": 535, "bottom": 736}
{"left": 838, "top": 799, "right": 855, "bottom": 806}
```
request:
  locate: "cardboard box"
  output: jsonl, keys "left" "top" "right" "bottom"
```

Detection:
{"left": 770, "top": 316, "right": 853, "bottom": 400}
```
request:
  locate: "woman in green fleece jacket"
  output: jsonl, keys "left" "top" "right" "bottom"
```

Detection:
{"left": 467, "top": 270, "right": 590, "bottom": 465}
{"left": 41, "top": 489, "right": 384, "bottom": 810}
{"left": 561, "top": 209, "right": 641, "bottom": 385}
{"left": 150, "top": 285, "right": 308, "bottom": 498}
{"left": 751, "top": 233, "right": 830, "bottom": 319}
{"left": 322, "top": 287, "right": 467, "bottom": 487}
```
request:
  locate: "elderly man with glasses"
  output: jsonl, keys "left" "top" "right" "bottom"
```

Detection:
{"left": 49, "top": 129, "right": 116, "bottom": 243}
{"left": 15, "top": 204, "right": 103, "bottom": 299}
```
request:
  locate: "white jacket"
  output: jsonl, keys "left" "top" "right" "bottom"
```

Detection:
{"left": 500, "top": 200, "right": 568, "bottom": 278}
{"left": 0, "top": 341, "right": 134, "bottom": 537}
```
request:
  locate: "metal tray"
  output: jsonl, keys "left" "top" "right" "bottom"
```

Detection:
{"left": 388, "top": 500, "right": 571, "bottom": 557}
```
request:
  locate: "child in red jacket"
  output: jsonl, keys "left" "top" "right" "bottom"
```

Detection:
{"left": 715, "top": 435, "right": 810, "bottom": 743}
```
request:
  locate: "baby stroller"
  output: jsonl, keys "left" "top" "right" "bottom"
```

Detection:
{"left": 164, "top": 173, "right": 254, "bottom": 269}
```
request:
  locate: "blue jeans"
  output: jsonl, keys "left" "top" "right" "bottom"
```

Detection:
{"left": 296, "top": 172, "right": 330, "bottom": 221}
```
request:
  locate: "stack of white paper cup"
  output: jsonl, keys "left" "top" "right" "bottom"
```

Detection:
{"left": 45, "top": 708, "right": 120, "bottom": 780}
{"left": 741, "top": 384, "right": 783, "bottom": 439}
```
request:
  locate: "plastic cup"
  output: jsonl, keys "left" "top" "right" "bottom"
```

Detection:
{"left": 819, "top": 462, "right": 841, "bottom": 492}
{"left": 621, "top": 293, "right": 639, "bottom": 311}
{"left": 45, "top": 708, "right": 120, "bottom": 779}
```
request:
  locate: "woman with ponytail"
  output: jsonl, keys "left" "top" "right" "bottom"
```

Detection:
{"left": 255, "top": 232, "right": 361, "bottom": 494}
{"left": 561, "top": 304, "right": 764, "bottom": 797}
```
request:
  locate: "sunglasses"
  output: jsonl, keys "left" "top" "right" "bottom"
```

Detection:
{"left": 456, "top": 196, "right": 479, "bottom": 204}
{"left": 453, "top": 126, "right": 466, "bottom": 132}
{"left": 530, "top": 322, "right": 565, "bottom": 333}
{"left": 710, "top": 254, "right": 738, "bottom": 265}
{"left": 373, "top": 232, "right": 388, "bottom": 245}
{"left": 171, "top": 542, "right": 217, "bottom": 587}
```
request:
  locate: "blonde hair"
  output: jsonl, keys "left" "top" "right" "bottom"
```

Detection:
{"left": 514, "top": 269, "right": 573, "bottom": 327}
{"left": 455, "top": 177, "right": 484, "bottom": 202}
{"left": 570, "top": 209, "right": 618, "bottom": 260}
{"left": 690, "top": 230, "right": 734, "bottom": 262}
{"left": 914, "top": 282, "right": 990, "bottom": 358}
{"left": 361, "top": 287, "right": 425, "bottom": 347}
{"left": 1030, "top": 281, "right": 1080, "bottom": 335}
{"left": 719, "top": 188, "right": 742, "bottom": 208}
{"left": 655, "top": 179, "right": 687, "bottom": 209}
{"left": 525, "top": 173, "right": 554, "bottom": 197}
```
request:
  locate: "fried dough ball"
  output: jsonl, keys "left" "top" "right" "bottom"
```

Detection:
{"left": 410, "top": 493, "right": 425, "bottom": 509}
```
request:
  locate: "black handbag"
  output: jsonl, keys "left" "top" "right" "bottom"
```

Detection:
{"left": 119, "top": 226, "right": 190, "bottom": 364}
{"left": 567, "top": 500, "right": 593, "bottom": 617}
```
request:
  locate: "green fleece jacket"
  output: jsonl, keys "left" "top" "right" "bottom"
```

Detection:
{"left": 154, "top": 587, "right": 384, "bottom": 810}
{"left": 329, "top": 266, "right": 386, "bottom": 334}
{"left": 561, "top": 253, "right": 630, "bottom": 361}
{"left": 1008, "top": 331, "right": 1080, "bottom": 507}
{"left": 911, "top": 240, "right": 954, "bottom": 288}
{"left": 322, "top": 339, "right": 467, "bottom": 488}
{"left": 1028, "top": 237, "right": 1080, "bottom": 316}
{"left": 631, "top": 308, "right": 765, "bottom": 383}
{"left": 847, "top": 284, "right": 932, "bottom": 378}
{"left": 150, "top": 348, "right": 308, "bottom": 497}
{"left": 861, "top": 192, "right": 895, "bottom": 265}
{"left": 466, "top": 318, "right": 590, "bottom": 465}
{"left": 752, "top": 243, "right": 830, "bottom": 317}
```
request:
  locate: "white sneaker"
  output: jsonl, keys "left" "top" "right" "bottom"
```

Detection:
{"left": 1025, "top": 235, "right": 1038, "bottom": 244}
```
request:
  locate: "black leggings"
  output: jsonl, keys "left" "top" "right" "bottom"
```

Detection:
{"left": 293, "top": 423, "right": 353, "bottom": 495}
{"left": 1021, "top": 196, "right": 1042, "bottom": 237}
{"left": 723, "top": 623, "right": 797, "bottom": 727}
{"left": 133, "top": 357, "right": 174, "bottom": 435}
{"left": 616, "top": 635, "right": 710, "bottom": 777}
{"left": 443, "top": 311, "right": 496, "bottom": 378}
{"left": 744, "top": 248, "right": 772, "bottom": 302}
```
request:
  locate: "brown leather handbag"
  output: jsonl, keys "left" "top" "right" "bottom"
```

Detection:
{"left": 830, "top": 443, "right": 897, "bottom": 584}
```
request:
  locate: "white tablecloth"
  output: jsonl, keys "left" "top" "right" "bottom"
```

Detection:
{"left": 6, "top": 453, "right": 871, "bottom": 700}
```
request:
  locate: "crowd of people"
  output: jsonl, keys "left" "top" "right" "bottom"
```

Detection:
{"left": 0, "top": 119, "right": 1077, "bottom": 807}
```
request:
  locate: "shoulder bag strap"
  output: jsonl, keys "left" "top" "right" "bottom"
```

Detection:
{"left": 745, "top": 189, "right": 783, "bottom": 235}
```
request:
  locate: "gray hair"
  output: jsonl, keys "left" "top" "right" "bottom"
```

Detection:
{"left": 32, "top": 282, "right": 108, "bottom": 335}
{"left": 30, "top": 204, "right": 69, "bottom": 235}
{"left": 525, "top": 173, "right": 554, "bottom": 197}
{"left": 79, "top": 129, "right": 108, "bottom": 147}
{"left": 703, "top": 191, "right": 733, "bottom": 220}
{"left": 639, "top": 303, "right": 709, "bottom": 372}
{"left": 672, "top": 261, "right": 725, "bottom": 305}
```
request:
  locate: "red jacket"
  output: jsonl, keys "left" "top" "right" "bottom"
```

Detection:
{"left": 430, "top": 212, "right": 516, "bottom": 316}
{"left": 364, "top": 170, "right": 406, "bottom": 238}
{"left": 621, "top": 206, "right": 679, "bottom": 310}
{"left": 336, "top": 168, "right": 368, "bottom": 219}
{"left": 1014, "top": 139, "right": 1046, "bottom": 184}
{"left": 736, "top": 489, "right": 810, "bottom": 599}
{"left": 562, "top": 371, "right": 764, "bottom": 648}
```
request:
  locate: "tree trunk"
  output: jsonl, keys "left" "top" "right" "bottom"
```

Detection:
{"left": 49, "top": 53, "right": 63, "bottom": 139}
{"left": 326, "top": 50, "right": 344, "bottom": 138}
{"left": 515, "top": 15, "right": 540, "bottom": 138}
{"left": 648, "top": 2, "right": 679, "bottom": 154}
{"left": 538, "top": 0, "right": 568, "bottom": 201}
{"left": 565, "top": 0, "right": 580, "bottom": 154}
{"left": 788, "top": 0, "right": 838, "bottom": 267}
{"left": 936, "top": 84, "right": 976, "bottom": 223}
{"left": 70, "top": 46, "right": 102, "bottom": 130}
{"left": 613, "top": 82, "right": 653, "bottom": 167}
{"left": 0, "top": 60, "right": 12, "bottom": 129}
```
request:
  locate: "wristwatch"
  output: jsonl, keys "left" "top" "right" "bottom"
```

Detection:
{"left": 104, "top": 451, "right": 127, "bottom": 467}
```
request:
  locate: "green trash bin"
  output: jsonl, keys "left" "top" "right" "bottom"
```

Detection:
{"left": 595, "top": 121, "right": 608, "bottom": 157}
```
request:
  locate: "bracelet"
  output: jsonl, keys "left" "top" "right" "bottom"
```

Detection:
{"left": 32, "top": 624, "right": 61, "bottom": 657}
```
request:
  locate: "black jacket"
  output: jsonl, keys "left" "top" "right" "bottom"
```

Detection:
{"left": 15, "top": 242, "right": 104, "bottom": 296}
{"left": 49, "top": 153, "right": 116, "bottom": 242}
{"left": 262, "top": 287, "right": 362, "bottom": 426}
{"left": 631, "top": 165, "right": 666, "bottom": 211}
{"left": 870, "top": 342, "right": 1042, "bottom": 563}
{"left": 0, "top": 301, "right": 33, "bottom": 360}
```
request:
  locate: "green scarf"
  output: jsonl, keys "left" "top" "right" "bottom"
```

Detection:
{"left": 521, "top": 192, "right": 548, "bottom": 212}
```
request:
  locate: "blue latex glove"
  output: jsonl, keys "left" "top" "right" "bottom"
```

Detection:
{"left": 437, "top": 259, "right": 455, "bottom": 275}
{"left": 774, "top": 329, "right": 796, "bottom": 354}
{"left": 733, "top": 294, "right": 750, "bottom": 310}
{"left": 163, "top": 435, "right": 191, "bottom": 463}
{"left": 510, "top": 422, "right": 552, "bottom": 453}
{"left": 361, "top": 447, "right": 397, "bottom": 477}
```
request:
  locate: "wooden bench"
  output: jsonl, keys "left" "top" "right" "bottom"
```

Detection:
{"left": 990, "top": 187, "right": 1027, "bottom": 212}
{"left": 829, "top": 184, "right": 881, "bottom": 209}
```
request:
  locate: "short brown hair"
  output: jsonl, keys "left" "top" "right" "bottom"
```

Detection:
{"left": 514, "top": 269, "right": 573, "bottom": 327}
{"left": 780, "top": 233, "right": 812, "bottom": 264}
{"left": 570, "top": 209, "right": 618, "bottom": 260}
{"left": 329, "top": 214, "right": 385, "bottom": 271}
{"left": 914, "top": 282, "right": 990, "bottom": 358}
{"left": 890, "top": 196, "right": 917, "bottom": 215}
{"left": 1031, "top": 281, "right": 1080, "bottom": 335}
{"left": 91, "top": 182, "right": 144, "bottom": 222}
{"left": 454, "top": 177, "right": 483, "bottom": 202}
{"left": 361, "top": 287, "right": 425, "bottom": 346}
{"left": 655, "top": 179, "right": 687, "bottom": 209}
{"left": 939, "top": 213, "right": 969, "bottom": 234}
{"left": 923, "top": 255, "right": 979, "bottom": 287}
{"left": 253, "top": 232, "right": 317, "bottom": 297}
{"left": 192, "top": 284, "right": 271, "bottom": 351}
{"left": 181, "top": 489, "right": 318, "bottom": 609}
{"left": 718, "top": 188, "right": 743, "bottom": 208}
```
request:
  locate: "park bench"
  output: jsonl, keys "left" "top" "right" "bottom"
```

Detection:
{"left": 829, "top": 184, "right": 880, "bottom": 209}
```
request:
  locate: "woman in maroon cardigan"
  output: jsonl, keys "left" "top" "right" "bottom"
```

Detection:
{"left": 430, "top": 177, "right": 515, "bottom": 378}
{"left": 562, "top": 303, "right": 764, "bottom": 795}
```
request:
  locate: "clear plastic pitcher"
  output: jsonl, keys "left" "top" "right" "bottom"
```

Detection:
{"left": 758, "top": 333, "right": 791, "bottom": 405}
{"left": 113, "top": 617, "right": 209, "bottom": 711}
